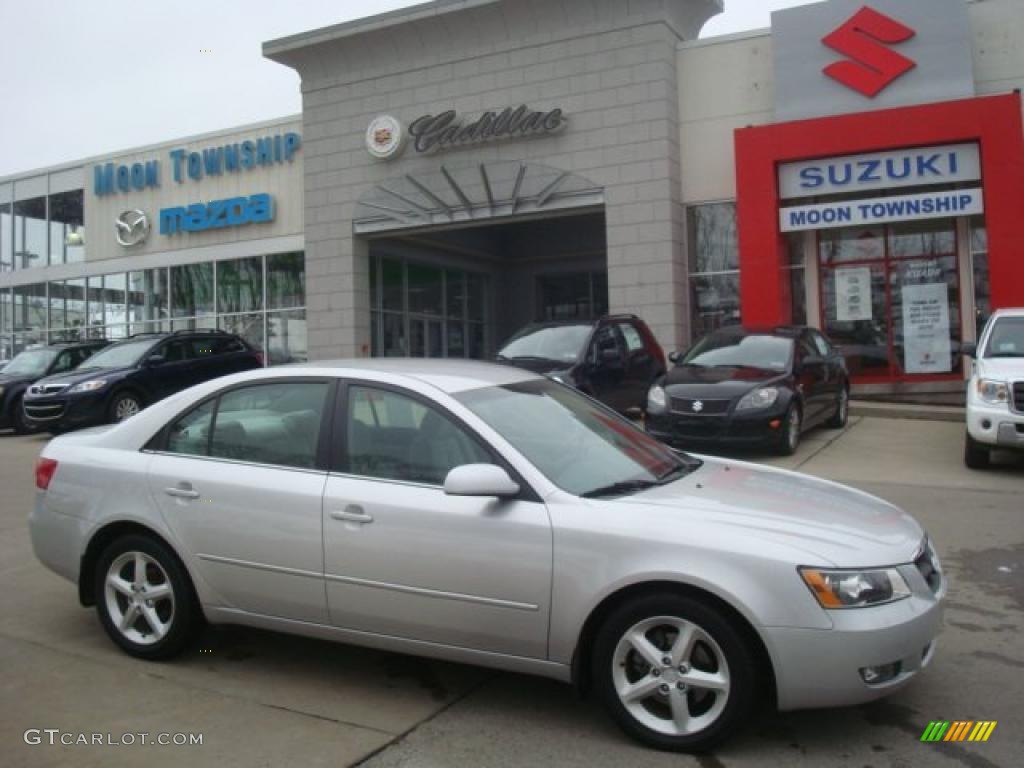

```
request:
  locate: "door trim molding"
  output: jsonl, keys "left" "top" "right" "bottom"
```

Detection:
{"left": 324, "top": 571, "right": 540, "bottom": 612}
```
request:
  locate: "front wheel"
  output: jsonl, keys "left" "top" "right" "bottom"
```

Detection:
{"left": 10, "top": 396, "right": 33, "bottom": 435}
{"left": 592, "top": 593, "right": 759, "bottom": 752}
{"left": 108, "top": 392, "right": 142, "bottom": 423}
{"left": 825, "top": 386, "right": 849, "bottom": 429}
{"left": 94, "top": 534, "right": 199, "bottom": 660}
{"left": 964, "top": 432, "right": 991, "bottom": 469}
{"left": 775, "top": 404, "right": 801, "bottom": 456}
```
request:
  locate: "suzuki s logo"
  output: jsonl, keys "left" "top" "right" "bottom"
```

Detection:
{"left": 114, "top": 209, "right": 150, "bottom": 247}
{"left": 822, "top": 6, "right": 916, "bottom": 97}
{"left": 692, "top": 400, "right": 704, "bottom": 413}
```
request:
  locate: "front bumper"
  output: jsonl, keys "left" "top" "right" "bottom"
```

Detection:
{"left": 966, "top": 399, "right": 1024, "bottom": 450}
{"left": 766, "top": 562, "right": 943, "bottom": 711}
{"left": 23, "top": 392, "right": 108, "bottom": 431}
{"left": 646, "top": 407, "right": 787, "bottom": 448}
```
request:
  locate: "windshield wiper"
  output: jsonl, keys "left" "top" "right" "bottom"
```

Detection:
{"left": 581, "top": 479, "right": 659, "bottom": 499}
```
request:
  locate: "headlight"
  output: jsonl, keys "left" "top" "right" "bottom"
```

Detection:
{"left": 69, "top": 379, "right": 108, "bottom": 394}
{"left": 647, "top": 384, "right": 667, "bottom": 414}
{"left": 976, "top": 378, "right": 1009, "bottom": 405}
{"left": 736, "top": 387, "right": 779, "bottom": 411}
{"left": 800, "top": 567, "right": 911, "bottom": 609}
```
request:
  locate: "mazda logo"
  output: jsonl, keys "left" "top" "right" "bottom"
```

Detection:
{"left": 692, "top": 400, "right": 704, "bottom": 413}
{"left": 115, "top": 209, "right": 151, "bottom": 247}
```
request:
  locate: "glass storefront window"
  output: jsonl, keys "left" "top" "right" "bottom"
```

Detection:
{"left": 688, "top": 203, "right": 741, "bottom": 340}
{"left": 218, "top": 257, "right": 263, "bottom": 314}
{"left": 267, "top": 310, "right": 307, "bottom": 365}
{"left": 818, "top": 219, "right": 963, "bottom": 380}
{"left": 219, "top": 313, "right": 265, "bottom": 354}
{"left": 407, "top": 263, "right": 443, "bottom": 316}
{"left": 267, "top": 252, "right": 305, "bottom": 310}
{"left": 380, "top": 258, "right": 404, "bottom": 312}
{"left": 49, "top": 190, "right": 85, "bottom": 266}
{"left": 104, "top": 273, "right": 128, "bottom": 328}
{"left": 172, "top": 263, "right": 214, "bottom": 318}
{"left": 12, "top": 284, "right": 46, "bottom": 345}
{"left": 1, "top": 203, "right": 12, "bottom": 272}
{"left": 86, "top": 276, "right": 104, "bottom": 335}
{"left": 819, "top": 225, "right": 885, "bottom": 265}
{"left": 128, "top": 269, "right": 169, "bottom": 332}
{"left": 969, "top": 217, "right": 990, "bottom": 336}
{"left": 13, "top": 197, "right": 47, "bottom": 270}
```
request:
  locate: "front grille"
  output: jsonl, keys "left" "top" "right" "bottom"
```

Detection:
{"left": 1013, "top": 382, "right": 1023, "bottom": 413}
{"left": 29, "top": 383, "right": 69, "bottom": 396}
{"left": 670, "top": 397, "right": 731, "bottom": 415}
{"left": 25, "top": 403, "right": 66, "bottom": 421}
{"left": 915, "top": 544, "right": 942, "bottom": 595}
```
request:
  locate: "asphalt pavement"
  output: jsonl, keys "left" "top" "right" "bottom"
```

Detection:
{"left": 1, "top": 417, "right": 1021, "bottom": 768}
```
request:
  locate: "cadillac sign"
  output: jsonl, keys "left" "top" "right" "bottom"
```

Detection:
{"left": 367, "top": 105, "right": 567, "bottom": 159}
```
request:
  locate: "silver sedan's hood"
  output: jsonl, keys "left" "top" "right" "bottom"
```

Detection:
{"left": 623, "top": 457, "right": 924, "bottom": 568}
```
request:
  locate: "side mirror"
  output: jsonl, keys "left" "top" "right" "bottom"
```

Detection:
{"left": 801, "top": 354, "right": 825, "bottom": 367}
{"left": 145, "top": 353, "right": 166, "bottom": 366}
{"left": 444, "top": 464, "right": 520, "bottom": 498}
{"left": 961, "top": 341, "right": 977, "bottom": 358}
{"left": 668, "top": 351, "right": 681, "bottom": 364}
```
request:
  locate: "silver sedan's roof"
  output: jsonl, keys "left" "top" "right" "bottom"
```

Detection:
{"left": 290, "top": 358, "right": 541, "bottom": 394}
{"left": 990, "top": 307, "right": 1024, "bottom": 319}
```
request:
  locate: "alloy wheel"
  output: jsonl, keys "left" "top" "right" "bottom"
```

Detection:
{"left": 114, "top": 396, "right": 140, "bottom": 422}
{"left": 104, "top": 551, "right": 175, "bottom": 645}
{"left": 611, "top": 615, "right": 731, "bottom": 737}
{"left": 787, "top": 407, "right": 801, "bottom": 452}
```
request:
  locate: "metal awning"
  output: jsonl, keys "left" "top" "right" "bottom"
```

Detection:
{"left": 353, "top": 161, "right": 604, "bottom": 235}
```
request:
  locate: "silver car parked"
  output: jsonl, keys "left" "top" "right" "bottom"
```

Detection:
{"left": 29, "top": 360, "right": 944, "bottom": 751}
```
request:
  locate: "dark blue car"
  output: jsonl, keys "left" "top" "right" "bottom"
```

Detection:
{"left": 22, "top": 330, "right": 262, "bottom": 432}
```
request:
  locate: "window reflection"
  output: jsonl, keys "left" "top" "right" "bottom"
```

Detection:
{"left": 688, "top": 203, "right": 741, "bottom": 339}
{"left": 13, "top": 197, "right": 47, "bottom": 270}
{"left": 49, "top": 190, "right": 85, "bottom": 265}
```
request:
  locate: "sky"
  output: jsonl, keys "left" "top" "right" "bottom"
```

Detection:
{"left": 0, "top": 0, "right": 814, "bottom": 177}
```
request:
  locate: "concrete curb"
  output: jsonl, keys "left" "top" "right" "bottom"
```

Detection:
{"left": 850, "top": 400, "right": 965, "bottom": 423}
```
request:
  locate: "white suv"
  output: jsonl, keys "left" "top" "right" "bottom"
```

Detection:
{"left": 964, "top": 308, "right": 1024, "bottom": 468}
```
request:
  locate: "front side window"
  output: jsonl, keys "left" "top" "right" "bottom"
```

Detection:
{"left": 166, "top": 400, "right": 216, "bottom": 457}
{"left": 457, "top": 379, "right": 692, "bottom": 497}
{"left": 346, "top": 386, "right": 490, "bottom": 485}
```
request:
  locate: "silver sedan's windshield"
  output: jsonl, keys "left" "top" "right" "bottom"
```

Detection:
{"left": 456, "top": 379, "right": 698, "bottom": 497}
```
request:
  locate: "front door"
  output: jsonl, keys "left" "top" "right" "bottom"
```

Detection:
{"left": 322, "top": 383, "right": 552, "bottom": 659}
{"left": 147, "top": 379, "right": 332, "bottom": 623}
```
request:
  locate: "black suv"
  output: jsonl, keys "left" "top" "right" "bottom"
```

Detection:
{"left": 0, "top": 341, "right": 110, "bottom": 434}
{"left": 23, "top": 330, "right": 263, "bottom": 432}
{"left": 496, "top": 315, "right": 667, "bottom": 414}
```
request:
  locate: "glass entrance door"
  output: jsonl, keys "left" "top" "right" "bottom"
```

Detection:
{"left": 819, "top": 219, "right": 964, "bottom": 382}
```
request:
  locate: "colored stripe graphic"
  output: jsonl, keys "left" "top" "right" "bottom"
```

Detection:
{"left": 945, "top": 721, "right": 972, "bottom": 741}
{"left": 922, "top": 721, "right": 997, "bottom": 742}
{"left": 921, "top": 721, "right": 949, "bottom": 741}
{"left": 968, "top": 722, "right": 997, "bottom": 742}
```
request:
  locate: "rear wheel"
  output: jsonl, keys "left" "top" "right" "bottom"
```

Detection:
{"left": 94, "top": 534, "right": 198, "bottom": 660}
{"left": 108, "top": 392, "right": 142, "bottom": 424}
{"left": 964, "top": 432, "right": 991, "bottom": 469}
{"left": 592, "top": 593, "right": 759, "bottom": 752}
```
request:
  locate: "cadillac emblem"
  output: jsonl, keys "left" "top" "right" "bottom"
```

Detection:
{"left": 366, "top": 115, "right": 405, "bottom": 160}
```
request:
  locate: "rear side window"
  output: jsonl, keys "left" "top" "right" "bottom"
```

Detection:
{"left": 618, "top": 323, "right": 645, "bottom": 353}
{"left": 162, "top": 382, "right": 329, "bottom": 469}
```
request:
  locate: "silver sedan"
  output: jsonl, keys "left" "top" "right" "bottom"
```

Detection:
{"left": 29, "top": 360, "right": 944, "bottom": 751}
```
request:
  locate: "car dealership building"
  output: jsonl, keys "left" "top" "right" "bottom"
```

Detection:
{"left": 2, "top": 0, "right": 1022, "bottom": 397}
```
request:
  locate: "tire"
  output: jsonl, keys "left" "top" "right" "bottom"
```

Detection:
{"left": 94, "top": 534, "right": 199, "bottom": 660}
{"left": 825, "top": 386, "right": 849, "bottom": 429}
{"left": 107, "top": 391, "right": 143, "bottom": 424}
{"left": 775, "top": 403, "right": 801, "bottom": 456}
{"left": 10, "top": 396, "right": 33, "bottom": 435}
{"left": 592, "top": 593, "right": 759, "bottom": 752}
{"left": 964, "top": 432, "right": 991, "bottom": 469}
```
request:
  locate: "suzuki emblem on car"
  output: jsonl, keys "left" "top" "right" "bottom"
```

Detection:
{"left": 692, "top": 400, "right": 704, "bottom": 413}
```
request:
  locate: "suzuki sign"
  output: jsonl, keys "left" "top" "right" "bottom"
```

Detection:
{"left": 772, "top": 0, "right": 975, "bottom": 121}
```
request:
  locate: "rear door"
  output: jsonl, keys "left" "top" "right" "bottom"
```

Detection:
{"left": 143, "top": 339, "right": 196, "bottom": 400}
{"left": 586, "top": 323, "right": 629, "bottom": 411}
{"left": 321, "top": 382, "right": 552, "bottom": 659}
{"left": 147, "top": 378, "right": 332, "bottom": 622}
{"left": 796, "top": 335, "right": 829, "bottom": 424}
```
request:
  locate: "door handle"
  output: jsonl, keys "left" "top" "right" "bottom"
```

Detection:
{"left": 329, "top": 506, "right": 374, "bottom": 524}
{"left": 164, "top": 484, "right": 200, "bottom": 500}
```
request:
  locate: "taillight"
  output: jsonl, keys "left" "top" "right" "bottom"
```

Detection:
{"left": 255, "top": 351, "right": 266, "bottom": 367}
{"left": 35, "top": 457, "right": 59, "bottom": 491}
